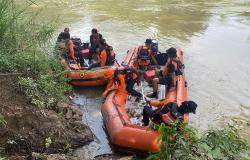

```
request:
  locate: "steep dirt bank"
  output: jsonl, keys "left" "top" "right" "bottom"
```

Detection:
{"left": 0, "top": 75, "right": 93, "bottom": 159}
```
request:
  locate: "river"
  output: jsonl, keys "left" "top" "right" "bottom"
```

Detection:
{"left": 29, "top": 0, "right": 250, "bottom": 158}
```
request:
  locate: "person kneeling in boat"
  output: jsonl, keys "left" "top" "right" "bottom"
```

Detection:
{"left": 142, "top": 98, "right": 197, "bottom": 126}
{"left": 102, "top": 66, "right": 142, "bottom": 101}
{"left": 138, "top": 39, "right": 159, "bottom": 70}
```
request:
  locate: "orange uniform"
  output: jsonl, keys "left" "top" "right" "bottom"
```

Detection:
{"left": 102, "top": 67, "right": 140, "bottom": 98}
{"left": 105, "top": 74, "right": 126, "bottom": 90}
{"left": 98, "top": 49, "right": 107, "bottom": 67}
{"left": 149, "top": 99, "right": 172, "bottom": 108}
{"left": 69, "top": 40, "right": 75, "bottom": 59}
{"left": 162, "top": 59, "right": 178, "bottom": 77}
{"left": 102, "top": 67, "right": 126, "bottom": 97}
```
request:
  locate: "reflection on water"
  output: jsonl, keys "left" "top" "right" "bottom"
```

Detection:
{"left": 72, "top": 87, "right": 113, "bottom": 159}
{"left": 48, "top": 0, "right": 250, "bottom": 148}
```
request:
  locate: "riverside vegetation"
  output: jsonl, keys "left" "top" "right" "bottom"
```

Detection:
{"left": 0, "top": 0, "right": 71, "bottom": 109}
{"left": 147, "top": 121, "right": 250, "bottom": 160}
{"left": 0, "top": 0, "right": 93, "bottom": 159}
{"left": 0, "top": 0, "right": 249, "bottom": 159}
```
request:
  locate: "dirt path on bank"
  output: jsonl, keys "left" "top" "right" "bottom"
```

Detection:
{"left": 0, "top": 75, "right": 93, "bottom": 159}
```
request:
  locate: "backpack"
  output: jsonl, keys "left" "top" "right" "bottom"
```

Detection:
{"left": 72, "top": 38, "right": 82, "bottom": 54}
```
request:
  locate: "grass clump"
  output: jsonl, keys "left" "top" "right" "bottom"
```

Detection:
{"left": 147, "top": 122, "right": 250, "bottom": 160}
{"left": 0, "top": 0, "right": 71, "bottom": 109}
{"left": 0, "top": 114, "right": 7, "bottom": 127}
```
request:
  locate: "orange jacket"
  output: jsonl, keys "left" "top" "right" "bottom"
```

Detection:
{"left": 98, "top": 49, "right": 107, "bottom": 67}
{"left": 162, "top": 59, "right": 178, "bottom": 77}
{"left": 102, "top": 72, "right": 126, "bottom": 97}
{"left": 105, "top": 73, "right": 125, "bottom": 90}
{"left": 102, "top": 66, "right": 140, "bottom": 97}
{"left": 149, "top": 99, "right": 172, "bottom": 108}
{"left": 69, "top": 40, "right": 75, "bottom": 59}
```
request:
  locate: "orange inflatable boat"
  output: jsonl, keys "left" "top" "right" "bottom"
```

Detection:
{"left": 101, "top": 47, "right": 188, "bottom": 155}
{"left": 60, "top": 48, "right": 117, "bottom": 87}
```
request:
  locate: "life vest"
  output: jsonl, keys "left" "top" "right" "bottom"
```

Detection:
{"left": 105, "top": 46, "right": 115, "bottom": 66}
{"left": 124, "top": 67, "right": 138, "bottom": 81}
{"left": 114, "top": 67, "right": 138, "bottom": 82}
{"left": 151, "top": 102, "right": 180, "bottom": 125}
{"left": 137, "top": 46, "right": 151, "bottom": 67}
{"left": 162, "top": 59, "right": 182, "bottom": 77}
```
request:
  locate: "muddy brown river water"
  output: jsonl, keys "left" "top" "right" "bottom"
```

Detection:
{"left": 29, "top": 0, "right": 250, "bottom": 158}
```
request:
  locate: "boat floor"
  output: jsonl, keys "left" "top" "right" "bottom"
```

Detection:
{"left": 125, "top": 81, "right": 166, "bottom": 126}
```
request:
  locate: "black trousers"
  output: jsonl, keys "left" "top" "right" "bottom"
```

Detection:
{"left": 142, "top": 105, "right": 154, "bottom": 126}
{"left": 126, "top": 79, "right": 142, "bottom": 98}
{"left": 75, "top": 52, "right": 85, "bottom": 66}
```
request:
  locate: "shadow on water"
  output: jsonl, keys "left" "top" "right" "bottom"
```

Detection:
{"left": 72, "top": 86, "right": 113, "bottom": 159}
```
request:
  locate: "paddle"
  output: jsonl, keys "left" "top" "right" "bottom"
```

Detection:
{"left": 140, "top": 78, "right": 145, "bottom": 103}
{"left": 139, "top": 72, "right": 152, "bottom": 107}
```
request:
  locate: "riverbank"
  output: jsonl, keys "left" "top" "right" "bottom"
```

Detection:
{"left": 0, "top": 75, "right": 93, "bottom": 159}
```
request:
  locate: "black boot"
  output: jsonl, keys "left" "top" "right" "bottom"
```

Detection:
{"left": 147, "top": 92, "right": 158, "bottom": 99}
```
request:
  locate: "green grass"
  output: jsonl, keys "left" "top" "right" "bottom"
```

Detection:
{"left": 0, "top": 0, "right": 71, "bottom": 109}
{"left": 0, "top": 114, "right": 7, "bottom": 127}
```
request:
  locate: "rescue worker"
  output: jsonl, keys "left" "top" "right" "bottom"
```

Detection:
{"left": 96, "top": 47, "right": 107, "bottom": 67}
{"left": 89, "top": 28, "right": 104, "bottom": 64}
{"left": 99, "top": 39, "right": 115, "bottom": 66}
{"left": 138, "top": 39, "right": 159, "bottom": 69}
{"left": 147, "top": 63, "right": 176, "bottom": 99}
{"left": 68, "top": 38, "right": 76, "bottom": 60}
{"left": 125, "top": 67, "right": 142, "bottom": 101}
{"left": 142, "top": 98, "right": 197, "bottom": 126}
{"left": 102, "top": 66, "right": 142, "bottom": 101}
{"left": 147, "top": 48, "right": 183, "bottom": 98}
{"left": 57, "top": 27, "right": 70, "bottom": 42}
{"left": 86, "top": 39, "right": 107, "bottom": 69}
{"left": 58, "top": 32, "right": 75, "bottom": 60}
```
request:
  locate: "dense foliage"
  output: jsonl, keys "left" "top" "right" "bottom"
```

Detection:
{"left": 147, "top": 122, "right": 250, "bottom": 160}
{"left": 0, "top": 0, "right": 71, "bottom": 108}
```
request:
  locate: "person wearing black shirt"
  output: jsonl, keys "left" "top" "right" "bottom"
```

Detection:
{"left": 89, "top": 28, "right": 103, "bottom": 64}
{"left": 57, "top": 27, "right": 70, "bottom": 42}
